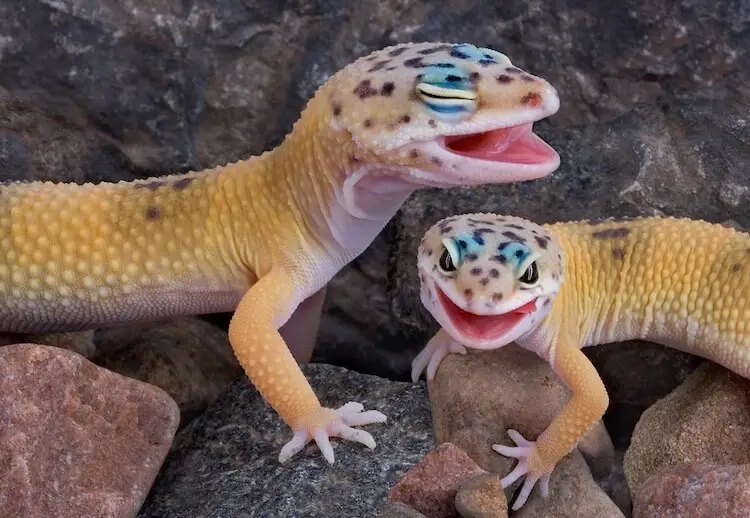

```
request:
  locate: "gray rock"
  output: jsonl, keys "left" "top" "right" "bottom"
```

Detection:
{"left": 137, "top": 364, "right": 434, "bottom": 518}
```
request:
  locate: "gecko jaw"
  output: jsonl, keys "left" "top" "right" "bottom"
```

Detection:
{"left": 435, "top": 286, "right": 538, "bottom": 348}
{"left": 441, "top": 122, "right": 557, "bottom": 166}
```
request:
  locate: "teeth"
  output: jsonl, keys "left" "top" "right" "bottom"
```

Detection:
{"left": 417, "top": 83, "right": 477, "bottom": 100}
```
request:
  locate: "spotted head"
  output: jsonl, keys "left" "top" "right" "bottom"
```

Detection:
{"left": 417, "top": 213, "right": 565, "bottom": 349}
{"left": 311, "top": 42, "right": 561, "bottom": 189}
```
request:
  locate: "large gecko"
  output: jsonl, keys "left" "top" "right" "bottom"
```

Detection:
{"left": 412, "top": 213, "right": 750, "bottom": 509}
{"left": 0, "top": 43, "right": 561, "bottom": 463}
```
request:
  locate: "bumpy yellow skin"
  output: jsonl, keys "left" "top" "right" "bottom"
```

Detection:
{"left": 416, "top": 213, "right": 749, "bottom": 508}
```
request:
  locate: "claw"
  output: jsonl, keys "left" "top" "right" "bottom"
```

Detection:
{"left": 278, "top": 401, "right": 387, "bottom": 465}
{"left": 492, "top": 428, "right": 552, "bottom": 511}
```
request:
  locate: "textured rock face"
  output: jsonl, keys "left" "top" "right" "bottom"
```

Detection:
{"left": 0, "top": 344, "right": 180, "bottom": 518}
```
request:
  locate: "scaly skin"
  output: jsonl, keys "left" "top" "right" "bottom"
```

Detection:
{"left": 413, "top": 213, "right": 750, "bottom": 509}
{"left": 0, "top": 42, "right": 562, "bottom": 464}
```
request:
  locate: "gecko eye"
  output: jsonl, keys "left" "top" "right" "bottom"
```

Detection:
{"left": 416, "top": 65, "right": 478, "bottom": 117}
{"left": 519, "top": 262, "right": 539, "bottom": 284}
{"left": 438, "top": 248, "right": 457, "bottom": 273}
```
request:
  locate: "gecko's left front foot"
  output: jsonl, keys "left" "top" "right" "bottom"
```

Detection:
{"left": 411, "top": 332, "right": 467, "bottom": 382}
{"left": 278, "top": 402, "right": 387, "bottom": 464}
{"left": 492, "top": 429, "right": 553, "bottom": 510}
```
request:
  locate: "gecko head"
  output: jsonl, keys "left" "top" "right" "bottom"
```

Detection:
{"left": 417, "top": 213, "right": 565, "bottom": 349}
{"left": 320, "top": 42, "right": 560, "bottom": 188}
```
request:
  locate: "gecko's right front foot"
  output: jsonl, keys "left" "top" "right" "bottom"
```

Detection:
{"left": 278, "top": 402, "right": 387, "bottom": 464}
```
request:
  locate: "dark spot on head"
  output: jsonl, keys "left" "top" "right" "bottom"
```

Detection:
{"left": 478, "top": 58, "right": 496, "bottom": 66}
{"left": 354, "top": 79, "right": 378, "bottom": 99}
{"left": 145, "top": 206, "right": 161, "bottom": 220}
{"left": 332, "top": 103, "right": 342, "bottom": 116}
{"left": 502, "top": 231, "right": 524, "bottom": 242}
{"left": 470, "top": 267, "right": 482, "bottom": 276}
{"left": 173, "top": 177, "right": 193, "bottom": 191}
{"left": 135, "top": 180, "right": 165, "bottom": 191}
{"left": 440, "top": 226, "right": 453, "bottom": 234}
{"left": 474, "top": 227, "right": 495, "bottom": 235}
{"left": 431, "top": 157, "right": 443, "bottom": 166}
{"left": 399, "top": 114, "right": 411, "bottom": 124}
{"left": 521, "top": 75, "right": 536, "bottom": 82}
{"left": 388, "top": 47, "right": 407, "bottom": 57}
{"left": 472, "top": 232, "right": 485, "bottom": 245}
{"left": 404, "top": 57, "right": 427, "bottom": 68}
{"left": 534, "top": 236, "right": 549, "bottom": 249}
{"left": 418, "top": 45, "right": 451, "bottom": 55}
{"left": 464, "top": 253, "right": 478, "bottom": 262}
{"left": 367, "top": 60, "right": 391, "bottom": 73}
{"left": 445, "top": 74, "right": 462, "bottom": 83}
{"left": 612, "top": 248, "right": 625, "bottom": 259}
{"left": 592, "top": 227, "right": 631, "bottom": 239}
{"left": 479, "top": 277, "right": 490, "bottom": 286}
{"left": 457, "top": 240, "right": 468, "bottom": 249}
{"left": 506, "top": 224, "right": 525, "bottom": 229}
{"left": 364, "top": 119, "right": 374, "bottom": 128}
{"left": 366, "top": 54, "right": 378, "bottom": 62}
{"left": 492, "top": 255, "right": 507, "bottom": 264}
{"left": 386, "top": 66, "right": 397, "bottom": 71}
{"left": 450, "top": 48, "right": 470, "bottom": 59}
{"left": 380, "top": 82, "right": 395, "bottom": 96}
{"left": 426, "top": 249, "right": 433, "bottom": 256}
{"left": 505, "top": 67, "right": 523, "bottom": 74}
{"left": 432, "top": 63, "right": 456, "bottom": 69}
{"left": 464, "top": 288, "right": 474, "bottom": 300}
{"left": 469, "top": 72, "right": 481, "bottom": 83}
{"left": 489, "top": 268, "right": 500, "bottom": 278}
{"left": 521, "top": 92, "right": 542, "bottom": 107}
{"left": 543, "top": 299, "right": 551, "bottom": 307}
{"left": 409, "top": 149, "right": 419, "bottom": 159}
{"left": 515, "top": 250, "right": 524, "bottom": 257}
{"left": 496, "top": 74, "right": 513, "bottom": 83}
{"left": 492, "top": 292, "right": 503, "bottom": 303}
{"left": 428, "top": 119, "right": 437, "bottom": 128}
{"left": 732, "top": 263, "right": 742, "bottom": 272}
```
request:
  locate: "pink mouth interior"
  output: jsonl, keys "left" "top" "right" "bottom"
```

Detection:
{"left": 437, "top": 289, "right": 536, "bottom": 342}
{"left": 443, "top": 123, "right": 557, "bottom": 165}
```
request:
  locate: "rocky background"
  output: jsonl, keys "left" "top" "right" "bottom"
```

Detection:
{"left": 0, "top": 0, "right": 748, "bottom": 517}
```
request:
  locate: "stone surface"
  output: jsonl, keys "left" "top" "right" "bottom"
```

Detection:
{"left": 632, "top": 463, "right": 750, "bottom": 518}
{"left": 0, "top": 330, "right": 96, "bottom": 359}
{"left": 0, "top": 343, "right": 180, "bottom": 518}
{"left": 388, "top": 442, "right": 487, "bottom": 518}
{"left": 137, "top": 364, "right": 434, "bottom": 518}
{"left": 93, "top": 317, "right": 243, "bottom": 424}
{"left": 454, "top": 473, "right": 508, "bottom": 518}
{"left": 623, "top": 362, "right": 750, "bottom": 493}
{"left": 379, "top": 502, "right": 430, "bottom": 518}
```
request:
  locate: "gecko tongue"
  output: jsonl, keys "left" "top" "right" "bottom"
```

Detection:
{"left": 438, "top": 289, "right": 535, "bottom": 343}
{"left": 444, "top": 123, "right": 557, "bottom": 165}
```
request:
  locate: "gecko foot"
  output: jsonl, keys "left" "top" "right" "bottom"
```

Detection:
{"left": 492, "top": 429, "right": 552, "bottom": 511}
{"left": 411, "top": 332, "right": 467, "bottom": 382}
{"left": 278, "top": 401, "right": 387, "bottom": 464}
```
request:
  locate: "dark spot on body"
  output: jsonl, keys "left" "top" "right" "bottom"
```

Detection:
{"left": 732, "top": 263, "right": 742, "bottom": 272}
{"left": 470, "top": 72, "right": 481, "bottom": 82}
{"left": 521, "top": 92, "right": 542, "bottom": 107}
{"left": 173, "top": 177, "right": 193, "bottom": 191}
{"left": 592, "top": 227, "right": 631, "bottom": 239}
{"left": 502, "top": 231, "right": 524, "bottom": 242}
{"left": 479, "top": 277, "right": 490, "bottom": 286}
{"left": 534, "top": 236, "right": 549, "bottom": 249}
{"left": 492, "top": 293, "right": 503, "bottom": 303}
{"left": 388, "top": 47, "right": 407, "bottom": 57}
{"left": 368, "top": 60, "right": 391, "bottom": 73}
{"left": 521, "top": 75, "right": 536, "bottom": 82}
{"left": 354, "top": 79, "right": 378, "bottom": 99}
{"left": 505, "top": 67, "right": 523, "bottom": 74}
{"left": 364, "top": 119, "right": 374, "bottom": 128}
{"left": 418, "top": 45, "right": 451, "bottom": 55}
{"left": 135, "top": 180, "right": 165, "bottom": 191}
{"left": 464, "top": 253, "right": 478, "bottom": 261}
{"left": 431, "top": 157, "right": 443, "bottom": 166}
{"left": 496, "top": 74, "right": 513, "bottom": 83}
{"left": 489, "top": 268, "right": 500, "bottom": 278}
{"left": 409, "top": 149, "right": 419, "bottom": 159}
{"left": 612, "top": 248, "right": 625, "bottom": 259}
{"left": 399, "top": 114, "right": 411, "bottom": 123}
{"left": 332, "top": 103, "right": 342, "bottom": 116}
{"left": 470, "top": 267, "right": 482, "bottom": 276}
{"left": 145, "top": 206, "right": 161, "bottom": 220}
{"left": 404, "top": 57, "right": 427, "bottom": 68}
{"left": 381, "top": 82, "right": 395, "bottom": 96}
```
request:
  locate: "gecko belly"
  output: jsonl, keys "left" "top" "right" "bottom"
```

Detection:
{"left": 442, "top": 123, "right": 556, "bottom": 165}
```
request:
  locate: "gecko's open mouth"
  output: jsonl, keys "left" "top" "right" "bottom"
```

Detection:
{"left": 437, "top": 287, "right": 536, "bottom": 343}
{"left": 442, "top": 122, "right": 556, "bottom": 165}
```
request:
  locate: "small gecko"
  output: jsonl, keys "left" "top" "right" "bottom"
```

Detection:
{"left": 0, "top": 43, "right": 561, "bottom": 464}
{"left": 412, "top": 212, "right": 750, "bottom": 509}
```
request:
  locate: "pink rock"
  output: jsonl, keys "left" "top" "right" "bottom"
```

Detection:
{"left": 633, "top": 462, "right": 750, "bottom": 518}
{"left": 388, "top": 442, "right": 486, "bottom": 518}
{"left": 0, "top": 343, "right": 180, "bottom": 518}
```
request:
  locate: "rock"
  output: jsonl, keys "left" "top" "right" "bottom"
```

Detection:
{"left": 93, "top": 317, "right": 243, "bottom": 423}
{"left": 0, "top": 343, "right": 180, "bottom": 518}
{"left": 623, "top": 362, "right": 750, "bottom": 493}
{"left": 0, "top": 330, "right": 96, "bottom": 359}
{"left": 137, "top": 364, "right": 434, "bottom": 518}
{"left": 513, "top": 451, "right": 625, "bottom": 518}
{"left": 632, "top": 463, "right": 750, "bottom": 518}
{"left": 454, "top": 473, "right": 508, "bottom": 518}
{"left": 388, "top": 442, "right": 487, "bottom": 518}
{"left": 426, "top": 345, "right": 617, "bottom": 502}
{"left": 379, "top": 502, "right": 430, "bottom": 518}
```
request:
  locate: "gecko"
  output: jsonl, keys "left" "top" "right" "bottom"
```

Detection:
{"left": 0, "top": 43, "right": 562, "bottom": 464}
{"left": 411, "top": 212, "right": 750, "bottom": 509}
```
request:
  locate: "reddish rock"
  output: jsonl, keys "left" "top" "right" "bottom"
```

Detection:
{"left": 454, "top": 473, "right": 507, "bottom": 518}
{"left": 388, "top": 442, "right": 486, "bottom": 518}
{"left": 633, "top": 463, "right": 750, "bottom": 518}
{"left": 0, "top": 343, "right": 180, "bottom": 518}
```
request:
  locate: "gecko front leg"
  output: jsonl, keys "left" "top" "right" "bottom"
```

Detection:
{"left": 411, "top": 329, "right": 468, "bottom": 382}
{"left": 228, "top": 268, "right": 386, "bottom": 464}
{"left": 492, "top": 336, "right": 609, "bottom": 509}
